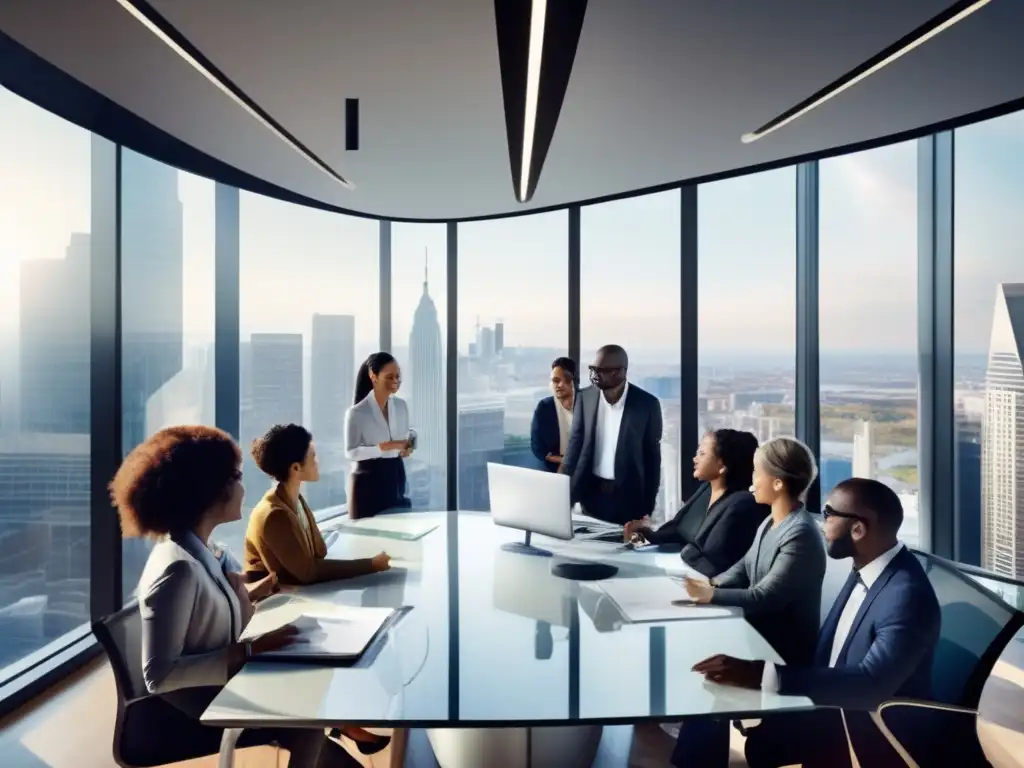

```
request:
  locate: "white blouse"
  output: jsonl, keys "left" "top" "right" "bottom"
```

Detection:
{"left": 344, "top": 392, "right": 412, "bottom": 462}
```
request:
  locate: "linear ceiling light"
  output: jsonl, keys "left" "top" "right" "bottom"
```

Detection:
{"left": 519, "top": 0, "right": 548, "bottom": 203}
{"left": 742, "top": 0, "right": 992, "bottom": 144}
{"left": 115, "top": 0, "right": 353, "bottom": 189}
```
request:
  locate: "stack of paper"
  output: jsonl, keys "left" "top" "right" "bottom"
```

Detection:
{"left": 245, "top": 604, "right": 399, "bottom": 663}
{"left": 597, "top": 576, "right": 738, "bottom": 622}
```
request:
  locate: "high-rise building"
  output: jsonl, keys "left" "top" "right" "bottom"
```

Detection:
{"left": 458, "top": 397, "right": 505, "bottom": 511}
{"left": 119, "top": 149, "right": 184, "bottom": 452}
{"left": 250, "top": 334, "right": 303, "bottom": 429}
{"left": 982, "top": 284, "right": 1024, "bottom": 579}
{"left": 852, "top": 420, "right": 874, "bottom": 480}
{"left": 479, "top": 326, "right": 495, "bottom": 360}
{"left": 408, "top": 262, "right": 445, "bottom": 508}
{"left": 19, "top": 234, "right": 90, "bottom": 434}
{"left": 494, "top": 322, "right": 504, "bottom": 356}
{"left": 311, "top": 314, "right": 356, "bottom": 439}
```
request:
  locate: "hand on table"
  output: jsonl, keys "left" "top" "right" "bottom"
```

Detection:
{"left": 251, "top": 624, "right": 303, "bottom": 655}
{"left": 246, "top": 572, "right": 279, "bottom": 602}
{"left": 371, "top": 552, "right": 392, "bottom": 571}
{"left": 623, "top": 517, "right": 650, "bottom": 542}
{"left": 683, "top": 576, "right": 714, "bottom": 604}
{"left": 545, "top": 453, "right": 563, "bottom": 465}
{"left": 692, "top": 654, "right": 764, "bottom": 690}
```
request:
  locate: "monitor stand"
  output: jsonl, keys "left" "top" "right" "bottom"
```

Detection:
{"left": 500, "top": 530, "right": 552, "bottom": 557}
{"left": 551, "top": 561, "right": 619, "bottom": 581}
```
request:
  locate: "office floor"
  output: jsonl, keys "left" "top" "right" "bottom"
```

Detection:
{"left": 0, "top": 659, "right": 749, "bottom": 767}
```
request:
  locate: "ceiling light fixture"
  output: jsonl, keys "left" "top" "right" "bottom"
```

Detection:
{"left": 519, "top": 0, "right": 548, "bottom": 202}
{"left": 742, "top": 0, "right": 993, "bottom": 144}
{"left": 115, "top": 0, "right": 353, "bottom": 189}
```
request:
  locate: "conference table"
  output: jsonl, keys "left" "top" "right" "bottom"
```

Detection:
{"left": 201, "top": 511, "right": 814, "bottom": 767}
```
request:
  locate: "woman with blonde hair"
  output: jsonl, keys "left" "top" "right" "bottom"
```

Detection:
{"left": 682, "top": 436, "right": 826, "bottom": 665}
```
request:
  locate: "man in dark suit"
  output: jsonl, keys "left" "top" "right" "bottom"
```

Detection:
{"left": 560, "top": 345, "right": 662, "bottom": 524}
{"left": 530, "top": 357, "right": 577, "bottom": 472}
{"left": 674, "top": 477, "right": 940, "bottom": 767}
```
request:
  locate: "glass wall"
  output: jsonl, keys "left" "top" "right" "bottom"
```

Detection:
{"left": 457, "top": 212, "right": 568, "bottom": 510}
{"left": 120, "top": 152, "right": 216, "bottom": 597}
{"left": 954, "top": 111, "right": 1024, "bottom": 575}
{"left": 698, "top": 169, "right": 797, "bottom": 468}
{"left": 392, "top": 223, "right": 448, "bottom": 511}
{"left": 0, "top": 88, "right": 97, "bottom": 675}
{"left": 236, "top": 195, "right": 378, "bottom": 554}
{"left": 580, "top": 192, "right": 681, "bottom": 522}
{"left": 819, "top": 142, "right": 920, "bottom": 545}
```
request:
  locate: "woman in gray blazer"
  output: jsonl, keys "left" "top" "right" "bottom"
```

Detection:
{"left": 344, "top": 352, "right": 414, "bottom": 519}
{"left": 683, "top": 436, "right": 825, "bottom": 665}
{"left": 112, "top": 425, "right": 361, "bottom": 767}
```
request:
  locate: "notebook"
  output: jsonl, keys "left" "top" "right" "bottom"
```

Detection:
{"left": 244, "top": 605, "right": 403, "bottom": 664}
{"left": 334, "top": 517, "right": 439, "bottom": 541}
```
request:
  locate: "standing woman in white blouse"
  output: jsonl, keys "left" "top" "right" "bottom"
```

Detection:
{"left": 344, "top": 352, "right": 414, "bottom": 519}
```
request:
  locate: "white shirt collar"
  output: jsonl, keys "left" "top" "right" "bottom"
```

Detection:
{"left": 555, "top": 395, "right": 574, "bottom": 414}
{"left": 856, "top": 541, "right": 904, "bottom": 589}
{"left": 600, "top": 381, "right": 629, "bottom": 410}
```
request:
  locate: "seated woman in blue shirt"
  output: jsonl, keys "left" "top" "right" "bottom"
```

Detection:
{"left": 623, "top": 429, "right": 768, "bottom": 577}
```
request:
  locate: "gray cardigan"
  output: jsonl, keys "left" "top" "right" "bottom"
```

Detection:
{"left": 711, "top": 508, "right": 825, "bottom": 665}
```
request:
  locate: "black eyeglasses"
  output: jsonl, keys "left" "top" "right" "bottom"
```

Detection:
{"left": 822, "top": 504, "right": 868, "bottom": 524}
{"left": 588, "top": 365, "right": 624, "bottom": 376}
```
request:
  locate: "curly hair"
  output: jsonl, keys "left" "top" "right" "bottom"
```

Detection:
{"left": 251, "top": 423, "right": 313, "bottom": 482}
{"left": 709, "top": 429, "right": 759, "bottom": 491}
{"left": 110, "top": 426, "right": 242, "bottom": 538}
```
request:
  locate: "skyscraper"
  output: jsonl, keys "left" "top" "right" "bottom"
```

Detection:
{"left": 494, "top": 322, "right": 504, "bottom": 356}
{"left": 852, "top": 420, "right": 875, "bottom": 480}
{"left": 311, "top": 314, "right": 356, "bottom": 439}
{"left": 408, "top": 257, "right": 445, "bottom": 508}
{"left": 250, "top": 334, "right": 303, "bottom": 429}
{"left": 982, "top": 283, "right": 1024, "bottom": 579}
{"left": 119, "top": 149, "right": 184, "bottom": 452}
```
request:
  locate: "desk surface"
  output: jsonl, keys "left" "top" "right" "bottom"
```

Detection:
{"left": 202, "top": 511, "right": 813, "bottom": 728}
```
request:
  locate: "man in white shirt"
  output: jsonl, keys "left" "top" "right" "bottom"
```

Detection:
{"left": 560, "top": 345, "right": 663, "bottom": 524}
{"left": 674, "top": 478, "right": 940, "bottom": 767}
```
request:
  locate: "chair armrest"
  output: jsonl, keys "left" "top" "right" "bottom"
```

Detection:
{"left": 869, "top": 699, "right": 978, "bottom": 768}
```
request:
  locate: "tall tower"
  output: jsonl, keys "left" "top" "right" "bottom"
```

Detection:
{"left": 852, "top": 420, "right": 874, "bottom": 480}
{"left": 311, "top": 314, "right": 356, "bottom": 439}
{"left": 982, "top": 284, "right": 1024, "bottom": 579}
{"left": 408, "top": 249, "right": 445, "bottom": 508}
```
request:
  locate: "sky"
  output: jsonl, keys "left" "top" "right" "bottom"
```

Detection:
{"left": 2, "top": 86, "right": 1023, "bottom": 362}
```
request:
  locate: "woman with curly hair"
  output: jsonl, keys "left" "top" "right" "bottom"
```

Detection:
{"left": 112, "top": 425, "right": 360, "bottom": 766}
{"left": 623, "top": 429, "right": 768, "bottom": 577}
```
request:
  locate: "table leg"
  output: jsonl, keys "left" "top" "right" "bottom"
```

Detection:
{"left": 219, "top": 727, "right": 243, "bottom": 768}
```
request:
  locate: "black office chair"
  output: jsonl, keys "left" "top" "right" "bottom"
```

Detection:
{"left": 866, "top": 552, "right": 1024, "bottom": 767}
{"left": 92, "top": 601, "right": 244, "bottom": 767}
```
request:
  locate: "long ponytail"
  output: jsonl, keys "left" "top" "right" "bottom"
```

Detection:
{"left": 354, "top": 351, "right": 397, "bottom": 404}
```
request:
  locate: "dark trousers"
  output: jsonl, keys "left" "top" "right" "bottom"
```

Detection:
{"left": 671, "top": 712, "right": 852, "bottom": 768}
{"left": 580, "top": 475, "right": 633, "bottom": 525}
{"left": 348, "top": 456, "right": 411, "bottom": 519}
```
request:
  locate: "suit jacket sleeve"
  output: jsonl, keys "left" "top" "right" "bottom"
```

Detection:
{"left": 530, "top": 401, "right": 549, "bottom": 464}
{"left": 682, "top": 497, "right": 766, "bottom": 578}
{"left": 258, "top": 507, "right": 376, "bottom": 585}
{"left": 642, "top": 397, "right": 663, "bottom": 515}
{"left": 776, "top": 580, "right": 940, "bottom": 710}
{"left": 712, "top": 539, "right": 753, "bottom": 589}
{"left": 560, "top": 394, "right": 585, "bottom": 477}
{"left": 712, "top": 525, "right": 823, "bottom": 612}
{"left": 140, "top": 560, "right": 232, "bottom": 694}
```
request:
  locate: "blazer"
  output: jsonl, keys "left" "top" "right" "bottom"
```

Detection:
{"left": 530, "top": 396, "right": 560, "bottom": 471}
{"left": 137, "top": 530, "right": 244, "bottom": 696}
{"left": 561, "top": 383, "right": 662, "bottom": 516}
{"left": 776, "top": 546, "right": 940, "bottom": 763}
{"left": 243, "top": 484, "right": 376, "bottom": 585}
{"left": 645, "top": 485, "right": 770, "bottom": 577}
{"left": 711, "top": 508, "right": 826, "bottom": 664}
{"left": 345, "top": 393, "right": 412, "bottom": 462}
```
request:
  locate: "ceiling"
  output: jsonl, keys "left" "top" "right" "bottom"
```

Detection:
{"left": 0, "top": 0, "right": 1022, "bottom": 221}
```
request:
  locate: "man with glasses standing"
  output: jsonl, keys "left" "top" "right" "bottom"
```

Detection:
{"left": 559, "top": 344, "right": 662, "bottom": 525}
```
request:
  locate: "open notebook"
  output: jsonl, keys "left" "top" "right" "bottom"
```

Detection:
{"left": 243, "top": 605, "right": 402, "bottom": 664}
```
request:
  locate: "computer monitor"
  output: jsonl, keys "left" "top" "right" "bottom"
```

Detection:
{"left": 487, "top": 462, "right": 572, "bottom": 556}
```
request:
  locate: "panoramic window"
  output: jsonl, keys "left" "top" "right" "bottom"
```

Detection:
{"left": 457, "top": 212, "right": 568, "bottom": 510}
{"left": 0, "top": 87, "right": 100, "bottom": 673}
{"left": 954, "top": 110, "right": 1024, "bottom": 577}
{"left": 236, "top": 194, "right": 378, "bottom": 553}
{"left": 580, "top": 191, "right": 681, "bottom": 522}
{"left": 819, "top": 141, "right": 920, "bottom": 546}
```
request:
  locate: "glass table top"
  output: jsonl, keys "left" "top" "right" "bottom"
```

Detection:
{"left": 202, "top": 511, "right": 813, "bottom": 727}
